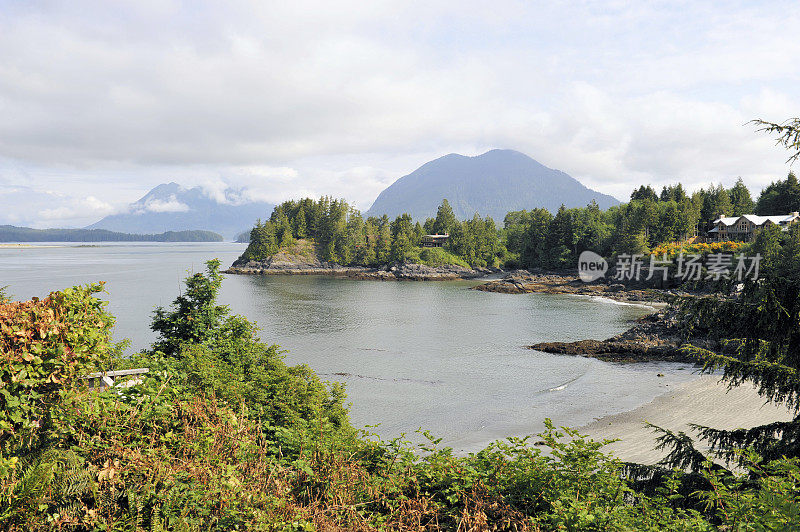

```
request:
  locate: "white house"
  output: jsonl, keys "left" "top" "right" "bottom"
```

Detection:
{"left": 707, "top": 212, "right": 800, "bottom": 242}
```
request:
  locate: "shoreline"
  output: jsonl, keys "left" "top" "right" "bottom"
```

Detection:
{"left": 472, "top": 270, "right": 667, "bottom": 304}
{"left": 225, "top": 262, "right": 498, "bottom": 281}
{"left": 579, "top": 374, "right": 794, "bottom": 464}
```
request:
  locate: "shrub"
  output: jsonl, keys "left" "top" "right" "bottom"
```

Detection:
{"left": 417, "top": 247, "right": 471, "bottom": 268}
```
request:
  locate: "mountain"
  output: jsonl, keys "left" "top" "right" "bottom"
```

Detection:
{"left": 86, "top": 183, "right": 274, "bottom": 239}
{"left": 366, "top": 149, "right": 620, "bottom": 221}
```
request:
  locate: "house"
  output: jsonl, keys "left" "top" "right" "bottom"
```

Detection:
{"left": 707, "top": 212, "right": 800, "bottom": 242}
{"left": 421, "top": 234, "right": 449, "bottom": 248}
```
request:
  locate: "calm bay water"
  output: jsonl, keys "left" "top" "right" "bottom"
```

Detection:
{"left": 0, "top": 242, "right": 698, "bottom": 452}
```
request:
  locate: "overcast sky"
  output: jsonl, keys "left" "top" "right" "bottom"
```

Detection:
{"left": 1, "top": 0, "right": 798, "bottom": 227}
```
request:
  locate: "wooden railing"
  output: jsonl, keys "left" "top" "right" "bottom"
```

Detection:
{"left": 82, "top": 368, "right": 149, "bottom": 390}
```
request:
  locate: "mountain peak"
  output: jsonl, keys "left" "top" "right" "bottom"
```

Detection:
{"left": 86, "top": 183, "right": 274, "bottom": 239}
{"left": 366, "top": 149, "right": 618, "bottom": 220}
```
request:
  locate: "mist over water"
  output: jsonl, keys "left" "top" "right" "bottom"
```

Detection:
{"left": 0, "top": 243, "right": 698, "bottom": 452}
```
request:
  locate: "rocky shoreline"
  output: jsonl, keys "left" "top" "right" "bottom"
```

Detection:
{"left": 225, "top": 258, "right": 497, "bottom": 281}
{"left": 528, "top": 307, "right": 715, "bottom": 363}
{"left": 472, "top": 270, "right": 665, "bottom": 304}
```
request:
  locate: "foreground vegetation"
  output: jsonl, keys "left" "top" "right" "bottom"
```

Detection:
{"left": 1, "top": 254, "right": 799, "bottom": 530}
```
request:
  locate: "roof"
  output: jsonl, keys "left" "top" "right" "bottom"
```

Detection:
{"left": 712, "top": 214, "right": 799, "bottom": 226}
{"left": 713, "top": 216, "right": 740, "bottom": 226}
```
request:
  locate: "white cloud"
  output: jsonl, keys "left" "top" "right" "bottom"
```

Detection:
{"left": 0, "top": 1, "right": 798, "bottom": 213}
{"left": 137, "top": 195, "right": 190, "bottom": 213}
{"left": 36, "top": 195, "right": 117, "bottom": 225}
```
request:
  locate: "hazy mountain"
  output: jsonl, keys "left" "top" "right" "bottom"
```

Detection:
{"left": 366, "top": 149, "right": 620, "bottom": 221}
{"left": 86, "top": 183, "right": 274, "bottom": 239}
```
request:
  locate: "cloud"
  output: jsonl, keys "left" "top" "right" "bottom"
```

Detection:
{"left": 0, "top": 1, "right": 798, "bottom": 212}
{"left": 136, "top": 195, "right": 190, "bottom": 213}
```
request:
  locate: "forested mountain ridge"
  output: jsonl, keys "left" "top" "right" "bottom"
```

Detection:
{"left": 86, "top": 182, "right": 274, "bottom": 239}
{"left": 366, "top": 149, "right": 620, "bottom": 220}
{"left": 0, "top": 225, "right": 223, "bottom": 242}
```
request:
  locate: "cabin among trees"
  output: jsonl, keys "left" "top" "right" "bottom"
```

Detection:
{"left": 420, "top": 234, "right": 449, "bottom": 247}
{"left": 707, "top": 212, "right": 800, "bottom": 242}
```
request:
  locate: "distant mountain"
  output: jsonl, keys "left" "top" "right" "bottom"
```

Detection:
{"left": 86, "top": 183, "right": 274, "bottom": 239}
{"left": 0, "top": 225, "right": 222, "bottom": 242}
{"left": 366, "top": 149, "right": 620, "bottom": 221}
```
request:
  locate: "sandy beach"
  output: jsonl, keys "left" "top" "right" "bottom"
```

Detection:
{"left": 581, "top": 374, "right": 794, "bottom": 464}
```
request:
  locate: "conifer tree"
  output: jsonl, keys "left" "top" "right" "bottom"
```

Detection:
{"left": 652, "top": 118, "right": 800, "bottom": 473}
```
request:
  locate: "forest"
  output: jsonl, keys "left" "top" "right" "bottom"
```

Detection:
{"left": 238, "top": 172, "right": 800, "bottom": 272}
{"left": 0, "top": 226, "right": 224, "bottom": 243}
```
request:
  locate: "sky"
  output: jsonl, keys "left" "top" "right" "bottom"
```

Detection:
{"left": 0, "top": 0, "right": 798, "bottom": 228}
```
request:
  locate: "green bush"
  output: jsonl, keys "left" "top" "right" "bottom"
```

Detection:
{"left": 417, "top": 247, "right": 471, "bottom": 268}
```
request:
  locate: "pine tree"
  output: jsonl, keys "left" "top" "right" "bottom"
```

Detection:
{"left": 729, "top": 177, "right": 755, "bottom": 216}
{"left": 376, "top": 224, "right": 391, "bottom": 265}
{"left": 433, "top": 199, "right": 457, "bottom": 235}
{"left": 652, "top": 118, "right": 800, "bottom": 475}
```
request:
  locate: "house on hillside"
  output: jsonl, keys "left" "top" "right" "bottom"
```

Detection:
{"left": 707, "top": 212, "right": 800, "bottom": 242}
{"left": 421, "top": 234, "right": 449, "bottom": 248}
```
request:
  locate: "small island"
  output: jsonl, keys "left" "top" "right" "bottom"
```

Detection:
{"left": 226, "top": 197, "right": 503, "bottom": 280}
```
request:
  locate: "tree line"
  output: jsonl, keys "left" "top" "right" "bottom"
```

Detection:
{"left": 239, "top": 170, "right": 800, "bottom": 271}
{"left": 0, "top": 226, "right": 224, "bottom": 242}
{"left": 240, "top": 197, "right": 504, "bottom": 268}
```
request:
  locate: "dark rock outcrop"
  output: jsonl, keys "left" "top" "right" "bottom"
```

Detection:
{"left": 529, "top": 308, "right": 716, "bottom": 363}
{"left": 472, "top": 271, "right": 663, "bottom": 303}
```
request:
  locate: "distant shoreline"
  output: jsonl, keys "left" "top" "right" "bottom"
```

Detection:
{"left": 0, "top": 225, "right": 224, "bottom": 243}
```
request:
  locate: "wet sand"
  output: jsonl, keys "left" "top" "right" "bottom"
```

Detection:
{"left": 581, "top": 375, "right": 794, "bottom": 464}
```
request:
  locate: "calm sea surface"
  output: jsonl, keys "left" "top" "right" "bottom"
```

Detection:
{"left": 0, "top": 242, "right": 698, "bottom": 452}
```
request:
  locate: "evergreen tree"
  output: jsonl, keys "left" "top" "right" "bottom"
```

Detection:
{"left": 433, "top": 199, "right": 457, "bottom": 235}
{"left": 729, "top": 177, "right": 755, "bottom": 216}
{"left": 390, "top": 231, "right": 413, "bottom": 263}
{"left": 630, "top": 185, "right": 659, "bottom": 202}
{"left": 755, "top": 172, "right": 800, "bottom": 215}
{"left": 520, "top": 208, "right": 552, "bottom": 269}
{"left": 294, "top": 205, "right": 308, "bottom": 238}
{"left": 700, "top": 184, "right": 733, "bottom": 223}
{"left": 376, "top": 223, "right": 391, "bottom": 264}
{"left": 150, "top": 259, "right": 228, "bottom": 358}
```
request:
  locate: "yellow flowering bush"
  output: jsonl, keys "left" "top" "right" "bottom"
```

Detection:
{"left": 650, "top": 240, "right": 747, "bottom": 257}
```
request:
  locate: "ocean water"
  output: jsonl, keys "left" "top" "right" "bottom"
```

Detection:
{"left": 0, "top": 242, "right": 698, "bottom": 452}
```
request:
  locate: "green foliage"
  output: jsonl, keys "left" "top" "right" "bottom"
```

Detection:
{"left": 150, "top": 259, "right": 228, "bottom": 358}
{"left": 753, "top": 117, "right": 800, "bottom": 164}
{"left": 417, "top": 247, "right": 471, "bottom": 268}
{"left": 729, "top": 177, "right": 756, "bottom": 216}
{"left": 0, "top": 284, "right": 113, "bottom": 452}
{"left": 432, "top": 198, "right": 457, "bottom": 235}
{"left": 755, "top": 171, "right": 800, "bottom": 215}
{"left": 631, "top": 184, "right": 659, "bottom": 202}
